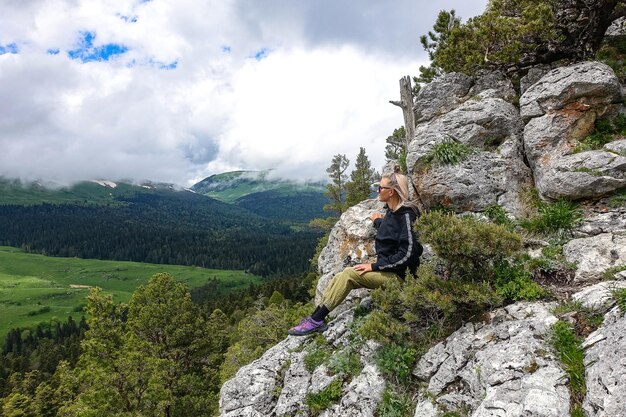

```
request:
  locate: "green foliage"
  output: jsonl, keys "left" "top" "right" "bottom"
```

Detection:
{"left": 415, "top": 211, "right": 522, "bottom": 281}
{"left": 376, "top": 386, "right": 415, "bottom": 417}
{"left": 306, "top": 378, "right": 343, "bottom": 414}
{"left": 375, "top": 344, "right": 418, "bottom": 385}
{"left": 324, "top": 154, "right": 350, "bottom": 215}
{"left": 493, "top": 261, "right": 548, "bottom": 301}
{"left": 220, "top": 301, "right": 311, "bottom": 383}
{"left": 597, "top": 34, "right": 626, "bottom": 84}
{"left": 551, "top": 321, "right": 586, "bottom": 403}
{"left": 603, "top": 264, "right": 626, "bottom": 280}
{"left": 520, "top": 199, "right": 582, "bottom": 236}
{"left": 309, "top": 232, "right": 330, "bottom": 271}
{"left": 304, "top": 340, "right": 332, "bottom": 373}
{"left": 346, "top": 147, "right": 377, "bottom": 207}
{"left": 484, "top": 204, "right": 514, "bottom": 230}
{"left": 327, "top": 347, "right": 363, "bottom": 378}
{"left": 609, "top": 189, "right": 626, "bottom": 208}
{"left": 574, "top": 116, "right": 626, "bottom": 153}
{"left": 571, "top": 405, "right": 586, "bottom": 417}
{"left": 60, "top": 274, "right": 224, "bottom": 416}
{"left": 357, "top": 310, "right": 410, "bottom": 344}
{"left": 418, "top": 1, "right": 558, "bottom": 77}
{"left": 425, "top": 139, "right": 473, "bottom": 166}
{"left": 385, "top": 127, "right": 409, "bottom": 173}
{"left": 613, "top": 288, "right": 626, "bottom": 314}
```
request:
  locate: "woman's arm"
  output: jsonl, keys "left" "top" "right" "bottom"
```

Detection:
{"left": 371, "top": 212, "right": 414, "bottom": 272}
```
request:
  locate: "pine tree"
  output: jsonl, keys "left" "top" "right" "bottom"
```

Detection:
{"left": 346, "top": 148, "right": 377, "bottom": 207}
{"left": 323, "top": 154, "right": 350, "bottom": 215}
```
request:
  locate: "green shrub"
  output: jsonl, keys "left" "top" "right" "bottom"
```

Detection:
{"left": 306, "top": 379, "right": 343, "bottom": 414}
{"left": 357, "top": 310, "right": 410, "bottom": 344}
{"left": 484, "top": 204, "right": 514, "bottom": 229}
{"left": 612, "top": 288, "right": 626, "bottom": 314}
{"left": 415, "top": 211, "right": 522, "bottom": 281}
{"left": 375, "top": 344, "right": 418, "bottom": 385}
{"left": 493, "top": 261, "right": 548, "bottom": 301}
{"left": 426, "top": 139, "right": 474, "bottom": 165}
{"left": 520, "top": 199, "right": 582, "bottom": 236}
{"left": 597, "top": 35, "right": 626, "bottom": 84}
{"left": 609, "top": 189, "right": 626, "bottom": 208}
{"left": 327, "top": 347, "right": 362, "bottom": 377}
{"left": 551, "top": 321, "right": 586, "bottom": 403}
{"left": 304, "top": 345, "right": 332, "bottom": 373}
{"left": 377, "top": 386, "right": 415, "bottom": 417}
{"left": 574, "top": 118, "right": 619, "bottom": 153}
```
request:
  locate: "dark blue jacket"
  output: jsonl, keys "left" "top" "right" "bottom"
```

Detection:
{"left": 371, "top": 206, "right": 422, "bottom": 278}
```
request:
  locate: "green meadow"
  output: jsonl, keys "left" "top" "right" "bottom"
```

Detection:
{"left": 0, "top": 246, "right": 261, "bottom": 337}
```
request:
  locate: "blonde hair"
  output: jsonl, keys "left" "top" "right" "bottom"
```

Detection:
{"left": 382, "top": 165, "right": 420, "bottom": 213}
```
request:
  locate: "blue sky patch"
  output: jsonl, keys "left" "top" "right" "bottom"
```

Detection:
{"left": 47, "top": 48, "right": 60, "bottom": 55}
{"left": 253, "top": 48, "right": 270, "bottom": 60}
{"left": 222, "top": 45, "right": 231, "bottom": 53}
{"left": 68, "top": 31, "right": 128, "bottom": 63}
{"left": 159, "top": 61, "right": 178, "bottom": 70}
{"left": 119, "top": 14, "right": 138, "bottom": 23}
{"left": 0, "top": 43, "right": 19, "bottom": 55}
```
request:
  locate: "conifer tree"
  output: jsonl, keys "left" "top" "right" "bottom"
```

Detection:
{"left": 346, "top": 147, "right": 377, "bottom": 207}
{"left": 323, "top": 154, "right": 350, "bottom": 215}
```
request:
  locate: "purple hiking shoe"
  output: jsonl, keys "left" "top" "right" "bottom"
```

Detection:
{"left": 288, "top": 317, "right": 328, "bottom": 336}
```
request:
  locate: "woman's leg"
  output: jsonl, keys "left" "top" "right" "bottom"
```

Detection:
{"left": 289, "top": 267, "right": 397, "bottom": 336}
{"left": 320, "top": 267, "right": 398, "bottom": 311}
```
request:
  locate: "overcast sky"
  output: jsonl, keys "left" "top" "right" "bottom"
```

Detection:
{"left": 0, "top": 0, "right": 488, "bottom": 186}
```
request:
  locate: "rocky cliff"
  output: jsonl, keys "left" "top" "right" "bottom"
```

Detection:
{"left": 219, "top": 56, "right": 626, "bottom": 417}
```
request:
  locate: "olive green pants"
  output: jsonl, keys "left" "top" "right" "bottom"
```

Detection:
{"left": 320, "top": 267, "right": 399, "bottom": 311}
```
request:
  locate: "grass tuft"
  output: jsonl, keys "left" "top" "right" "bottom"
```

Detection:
{"left": 551, "top": 321, "right": 586, "bottom": 404}
{"left": 306, "top": 379, "right": 343, "bottom": 414}
{"left": 426, "top": 139, "right": 474, "bottom": 165}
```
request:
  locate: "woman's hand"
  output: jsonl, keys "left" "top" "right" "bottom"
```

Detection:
{"left": 354, "top": 263, "right": 373, "bottom": 275}
{"left": 369, "top": 212, "right": 383, "bottom": 222}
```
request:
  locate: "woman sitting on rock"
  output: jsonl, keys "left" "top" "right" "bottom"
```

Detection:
{"left": 289, "top": 166, "right": 423, "bottom": 336}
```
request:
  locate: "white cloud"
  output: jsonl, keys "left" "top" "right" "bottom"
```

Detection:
{"left": 0, "top": 0, "right": 488, "bottom": 186}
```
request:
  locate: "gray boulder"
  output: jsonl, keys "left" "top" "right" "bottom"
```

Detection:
{"left": 520, "top": 61, "right": 622, "bottom": 121}
{"left": 572, "top": 280, "right": 626, "bottom": 310}
{"left": 412, "top": 302, "right": 569, "bottom": 417}
{"left": 414, "top": 73, "right": 473, "bottom": 123}
{"left": 521, "top": 61, "right": 626, "bottom": 200}
{"left": 563, "top": 232, "right": 626, "bottom": 281}
{"left": 605, "top": 16, "right": 626, "bottom": 37}
{"left": 575, "top": 207, "right": 626, "bottom": 237}
{"left": 407, "top": 89, "right": 531, "bottom": 215}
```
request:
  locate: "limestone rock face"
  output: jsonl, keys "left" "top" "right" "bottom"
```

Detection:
{"left": 407, "top": 73, "right": 532, "bottom": 215}
{"left": 412, "top": 302, "right": 569, "bottom": 417}
{"left": 575, "top": 206, "right": 626, "bottom": 237}
{"left": 582, "top": 307, "right": 626, "bottom": 417}
{"left": 572, "top": 281, "right": 626, "bottom": 310}
{"left": 219, "top": 337, "right": 307, "bottom": 417}
{"left": 563, "top": 232, "right": 626, "bottom": 281}
{"left": 605, "top": 16, "right": 626, "bottom": 37}
{"left": 520, "top": 61, "right": 626, "bottom": 200}
{"left": 520, "top": 61, "right": 622, "bottom": 121}
{"left": 414, "top": 73, "right": 473, "bottom": 123}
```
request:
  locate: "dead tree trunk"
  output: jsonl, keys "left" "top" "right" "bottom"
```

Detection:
{"left": 389, "top": 76, "right": 415, "bottom": 153}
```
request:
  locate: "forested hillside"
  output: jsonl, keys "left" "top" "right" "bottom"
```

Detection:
{"left": 0, "top": 184, "right": 320, "bottom": 277}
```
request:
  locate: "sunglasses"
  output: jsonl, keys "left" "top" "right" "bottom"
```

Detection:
{"left": 377, "top": 185, "right": 392, "bottom": 193}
